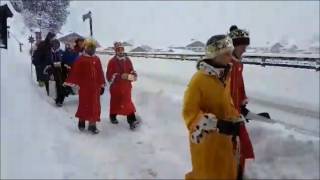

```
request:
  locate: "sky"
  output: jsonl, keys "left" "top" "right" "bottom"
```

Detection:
{"left": 40, "top": 1, "right": 320, "bottom": 48}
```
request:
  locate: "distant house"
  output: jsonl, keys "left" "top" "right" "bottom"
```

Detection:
{"left": 130, "top": 46, "right": 149, "bottom": 52}
{"left": 270, "top": 42, "right": 284, "bottom": 53}
{"left": 186, "top": 41, "right": 205, "bottom": 52}
{"left": 140, "top": 45, "right": 153, "bottom": 52}
{"left": 58, "top": 32, "right": 101, "bottom": 48}
{"left": 287, "top": 44, "right": 299, "bottom": 53}
{"left": 122, "top": 41, "right": 133, "bottom": 46}
{"left": 122, "top": 41, "right": 134, "bottom": 51}
{"left": 58, "top": 32, "right": 83, "bottom": 46}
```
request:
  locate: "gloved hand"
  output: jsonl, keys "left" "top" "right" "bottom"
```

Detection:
{"left": 100, "top": 87, "right": 105, "bottom": 95}
{"left": 240, "top": 105, "right": 250, "bottom": 117}
{"left": 127, "top": 74, "right": 137, "bottom": 81}
{"left": 190, "top": 113, "right": 219, "bottom": 144}
{"left": 121, "top": 73, "right": 129, "bottom": 80}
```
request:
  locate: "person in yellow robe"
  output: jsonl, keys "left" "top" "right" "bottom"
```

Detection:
{"left": 182, "top": 34, "right": 245, "bottom": 179}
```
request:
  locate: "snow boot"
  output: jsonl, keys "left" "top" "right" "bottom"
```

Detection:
{"left": 127, "top": 114, "right": 140, "bottom": 130}
{"left": 88, "top": 124, "right": 99, "bottom": 134}
{"left": 110, "top": 115, "right": 119, "bottom": 124}
{"left": 78, "top": 120, "right": 85, "bottom": 131}
{"left": 56, "top": 101, "right": 63, "bottom": 107}
{"left": 38, "top": 81, "right": 45, "bottom": 87}
{"left": 129, "top": 120, "right": 140, "bottom": 130}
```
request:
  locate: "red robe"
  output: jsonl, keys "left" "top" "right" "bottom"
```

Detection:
{"left": 106, "top": 56, "right": 136, "bottom": 115}
{"left": 230, "top": 57, "right": 255, "bottom": 172}
{"left": 65, "top": 54, "right": 105, "bottom": 122}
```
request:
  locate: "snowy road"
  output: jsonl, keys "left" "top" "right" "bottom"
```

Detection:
{"left": 1, "top": 45, "right": 319, "bottom": 178}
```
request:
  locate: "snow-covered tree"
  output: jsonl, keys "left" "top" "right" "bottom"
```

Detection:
{"left": 10, "top": 0, "right": 70, "bottom": 35}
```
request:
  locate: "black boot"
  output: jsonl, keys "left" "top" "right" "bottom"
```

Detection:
{"left": 88, "top": 124, "right": 99, "bottom": 134}
{"left": 127, "top": 113, "right": 140, "bottom": 130}
{"left": 55, "top": 98, "right": 63, "bottom": 107}
{"left": 110, "top": 114, "right": 119, "bottom": 124}
{"left": 56, "top": 102, "right": 63, "bottom": 107}
{"left": 78, "top": 120, "right": 85, "bottom": 131}
{"left": 44, "top": 81, "right": 49, "bottom": 96}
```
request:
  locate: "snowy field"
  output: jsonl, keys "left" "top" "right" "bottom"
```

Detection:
{"left": 1, "top": 4, "right": 320, "bottom": 179}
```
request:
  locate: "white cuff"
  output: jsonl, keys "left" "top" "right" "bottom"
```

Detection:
{"left": 190, "top": 113, "right": 218, "bottom": 144}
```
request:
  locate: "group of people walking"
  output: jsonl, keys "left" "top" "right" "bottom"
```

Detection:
{"left": 31, "top": 33, "right": 139, "bottom": 134}
{"left": 31, "top": 24, "right": 256, "bottom": 179}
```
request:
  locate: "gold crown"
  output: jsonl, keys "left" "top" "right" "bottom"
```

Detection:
{"left": 84, "top": 38, "right": 97, "bottom": 49}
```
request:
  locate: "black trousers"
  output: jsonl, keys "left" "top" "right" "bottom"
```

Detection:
{"left": 110, "top": 113, "right": 137, "bottom": 124}
{"left": 44, "top": 80, "right": 49, "bottom": 96}
{"left": 53, "top": 66, "right": 67, "bottom": 104}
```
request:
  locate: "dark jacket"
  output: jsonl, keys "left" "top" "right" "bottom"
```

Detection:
{"left": 31, "top": 32, "right": 56, "bottom": 81}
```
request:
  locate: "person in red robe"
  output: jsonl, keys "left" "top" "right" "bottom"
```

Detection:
{"left": 229, "top": 25, "right": 254, "bottom": 180}
{"left": 106, "top": 42, "right": 139, "bottom": 130}
{"left": 64, "top": 39, "right": 105, "bottom": 134}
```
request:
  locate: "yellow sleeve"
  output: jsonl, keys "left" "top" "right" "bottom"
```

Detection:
{"left": 182, "top": 76, "right": 202, "bottom": 131}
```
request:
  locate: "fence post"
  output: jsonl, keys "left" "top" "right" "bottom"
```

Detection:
{"left": 261, "top": 57, "right": 266, "bottom": 67}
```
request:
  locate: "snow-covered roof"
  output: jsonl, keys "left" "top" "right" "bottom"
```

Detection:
{"left": 58, "top": 32, "right": 84, "bottom": 43}
{"left": 130, "top": 46, "right": 149, "bottom": 52}
{"left": 186, "top": 41, "right": 205, "bottom": 48}
{"left": 58, "top": 32, "right": 101, "bottom": 48}
{"left": 122, "top": 41, "right": 133, "bottom": 46}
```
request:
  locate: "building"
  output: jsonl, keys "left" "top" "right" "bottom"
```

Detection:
{"left": 270, "top": 42, "right": 284, "bottom": 53}
{"left": 58, "top": 32, "right": 101, "bottom": 48}
{"left": 0, "top": 4, "right": 13, "bottom": 49}
{"left": 130, "top": 46, "right": 149, "bottom": 52}
{"left": 122, "top": 41, "right": 134, "bottom": 51}
{"left": 185, "top": 41, "right": 205, "bottom": 52}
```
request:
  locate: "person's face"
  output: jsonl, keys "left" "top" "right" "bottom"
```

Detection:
{"left": 234, "top": 45, "right": 248, "bottom": 57}
{"left": 51, "top": 41, "right": 60, "bottom": 50}
{"left": 115, "top": 46, "right": 125, "bottom": 56}
{"left": 78, "top": 41, "right": 84, "bottom": 48}
{"left": 213, "top": 51, "right": 233, "bottom": 66}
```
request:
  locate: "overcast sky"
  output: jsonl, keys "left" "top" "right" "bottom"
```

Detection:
{"left": 61, "top": 1, "right": 319, "bottom": 48}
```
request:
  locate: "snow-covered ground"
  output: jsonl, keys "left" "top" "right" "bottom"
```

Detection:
{"left": 1, "top": 3, "right": 319, "bottom": 179}
{"left": 2, "top": 45, "right": 319, "bottom": 179}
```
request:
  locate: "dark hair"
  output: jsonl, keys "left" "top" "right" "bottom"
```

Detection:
{"left": 75, "top": 38, "right": 85, "bottom": 44}
{"left": 229, "top": 25, "right": 238, "bottom": 32}
{"left": 51, "top": 39, "right": 60, "bottom": 49}
{"left": 45, "top": 32, "right": 56, "bottom": 42}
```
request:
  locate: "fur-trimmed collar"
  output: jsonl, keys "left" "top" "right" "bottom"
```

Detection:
{"left": 197, "top": 61, "right": 232, "bottom": 84}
